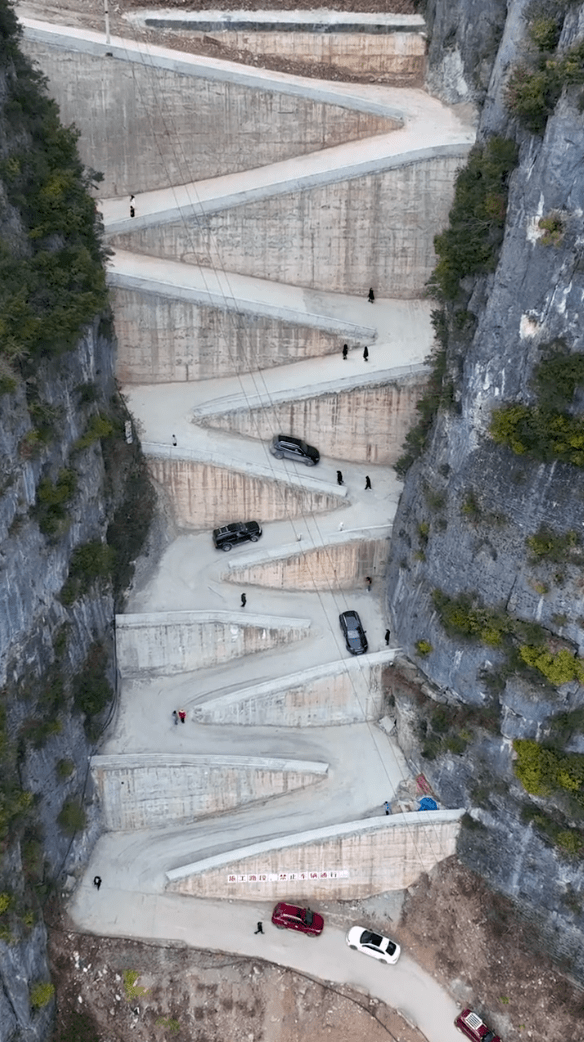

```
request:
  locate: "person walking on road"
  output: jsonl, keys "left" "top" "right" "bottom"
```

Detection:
{"left": 178, "top": 710, "right": 186, "bottom": 724}
{"left": 241, "top": 592, "right": 247, "bottom": 608}
{"left": 172, "top": 434, "right": 177, "bottom": 447}
{"left": 363, "top": 346, "right": 369, "bottom": 362}
{"left": 365, "top": 576, "right": 372, "bottom": 592}
{"left": 368, "top": 287, "right": 375, "bottom": 303}
{"left": 254, "top": 922, "right": 264, "bottom": 934}
{"left": 337, "top": 470, "right": 344, "bottom": 486}
{"left": 342, "top": 343, "right": 348, "bottom": 360}
{"left": 384, "top": 801, "right": 391, "bottom": 816}
{"left": 130, "top": 194, "right": 136, "bottom": 218}
{"left": 172, "top": 710, "right": 178, "bottom": 725}
{"left": 385, "top": 628, "right": 390, "bottom": 646}
{"left": 364, "top": 475, "right": 372, "bottom": 490}
{"left": 93, "top": 875, "right": 102, "bottom": 891}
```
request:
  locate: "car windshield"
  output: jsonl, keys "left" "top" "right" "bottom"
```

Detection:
{"left": 304, "top": 909, "right": 313, "bottom": 925}
{"left": 360, "top": 930, "right": 382, "bottom": 947}
{"left": 483, "top": 1034, "right": 496, "bottom": 1042}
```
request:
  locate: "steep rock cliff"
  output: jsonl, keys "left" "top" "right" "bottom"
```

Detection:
{"left": 0, "top": 6, "right": 154, "bottom": 1039}
{"left": 389, "top": 0, "right": 584, "bottom": 978}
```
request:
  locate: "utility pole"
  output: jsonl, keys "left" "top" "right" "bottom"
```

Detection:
{"left": 104, "top": 0, "right": 111, "bottom": 46}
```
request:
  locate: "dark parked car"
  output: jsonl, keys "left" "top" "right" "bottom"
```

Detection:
{"left": 212, "top": 520, "right": 262, "bottom": 551}
{"left": 455, "top": 1010, "right": 502, "bottom": 1042}
{"left": 339, "top": 610, "right": 368, "bottom": 655}
{"left": 271, "top": 902, "right": 324, "bottom": 936}
{"left": 270, "top": 435, "right": 320, "bottom": 466}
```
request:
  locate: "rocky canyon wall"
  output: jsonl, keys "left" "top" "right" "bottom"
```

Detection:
{"left": 389, "top": 0, "right": 584, "bottom": 979}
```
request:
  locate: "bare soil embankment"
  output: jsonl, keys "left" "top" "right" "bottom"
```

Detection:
{"left": 49, "top": 915, "right": 425, "bottom": 1042}
{"left": 16, "top": 0, "right": 422, "bottom": 84}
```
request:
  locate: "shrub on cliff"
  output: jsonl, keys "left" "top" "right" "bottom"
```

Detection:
{"left": 518, "top": 645, "right": 584, "bottom": 685}
{"left": 526, "top": 525, "right": 581, "bottom": 564}
{"left": 428, "top": 137, "right": 518, "bottom": 301}
{"left": 73, "top": 642, "right": 112, "bottom": 722}
{"left": 514, "top": 738, "right": 584, "bottom": 802}
{"left": 395, "top": 310, "right": 452, "bottom": 475}
{"left": 490, "top": 349, "right": 584, "bottom": 465}
{"left": 60, "top": 541, "right": 115, "bottom": 605}
{"left": 57, "top": 798, "right": 86, "bottom": 836}
{"left": 506, "top": 23, "right": 584, "bottom": 134}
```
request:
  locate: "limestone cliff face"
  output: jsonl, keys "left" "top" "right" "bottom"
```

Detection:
{"left": 389, "top": 0, "right": 584, "bottom": 977}
{"left": 0, "top": 8, "right": 155, "bottom": 1038}
{"left": 0, "top": 321, "right": 117, "bottom": 1042}
{"left": 424, "top": 0, "right": 510, "bottom": 106}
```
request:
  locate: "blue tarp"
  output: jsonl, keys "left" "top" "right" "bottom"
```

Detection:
{"left": 418, "top": 797, "right": 438, "bottom": 811}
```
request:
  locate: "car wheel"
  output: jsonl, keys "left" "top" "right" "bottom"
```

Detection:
{"left": 222, "top": 544, "right": 232, "bottom": 551}
{"left": 250, "top": 536, "right": 259, "bottom": 542}
{"left": 273, "top": 451, "right": 284, "bottom": 459}
{"left": 275, "top": 925, "right": 286, "bottom": 930}
{"left": 349, "top": 945, "right": 357, "bottom": 950}
{"left": 305, "top": 459, "right": 316, "bottom": 466}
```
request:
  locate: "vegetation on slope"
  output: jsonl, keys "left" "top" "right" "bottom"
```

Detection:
{"left": 506, "top": 3, "right": 584, "bottom": 135}
{"left": 0, "top": 0, "right": 155, "bottom": 971}
{"left": 0, "top": 1, "right": 107, "bottom": 391}
{"left": 490, "top": 346, "right": 584, "bottom": 465}
{"left": 396, "top": 138, "right": 518, "bottom": 474}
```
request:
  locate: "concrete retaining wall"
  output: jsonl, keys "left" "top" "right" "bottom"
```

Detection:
{"left": 165, "top": 811, "right": 463, "bottom": 899}
{"left": 196, "top": 376, "right": 428, "bottom": 465}
{"left": 111, "top": 155, "right": 461, "bottom": 297}
{"left": 92, "top": 753, "right": 328, "bottom": 829}
{"left": 224, "top": 534, "right": 390, "bottom": 589}
{"left": 22, "top": 41, "right": 397, "bottom": 196}
{"left": 111, "top": 287, "right": 356, "bottom": 383}
{"left": 192, "top": 657, "right": 396, "bottom": 727}
{"left": 115, "top": 610, "right": 311, "bottom": 677}
{"left": 197, "top": 29, "right": 426, "bottom": 84}
{"left": 145, "top": 456, "right": 343, "bottom": 529}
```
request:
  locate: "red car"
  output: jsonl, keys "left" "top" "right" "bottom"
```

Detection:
{"left": 455, "top": 1009, "right": 501, "bottom": 1042}
{"left": 271, "top": 902, "right": 324, "bottom": 936}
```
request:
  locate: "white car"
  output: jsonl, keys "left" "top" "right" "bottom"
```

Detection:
{"left": 346, "top": 926, "right": 401, "bottom": 964}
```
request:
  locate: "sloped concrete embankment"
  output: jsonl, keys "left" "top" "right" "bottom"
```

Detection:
{"left": 192, "top": 654, "right": 398, "bottom": 727}
{"left": 21, "top": 24, "right": 399, "bottom": 195}
{"left": 222, "top": 533, "right": 391, "bottom": 590}
{"left": 193, "top": 374, "right": 428, "bottom": 465}
{"left": 111, "top": 282, "right": 371, "bottom": 384}
{"left": 92, "top": 753, "right": 328, "bottom": 829}
{"left": 165, "top": 812, "right": 464, "bottom": 901}
{"left": 116, "top": 611, "right": 311, "bottom": 677}
{"left": 110, "top": 154, "right": 464, "bottom": 298}
{"left": 144, "top": 454, "right": 345, "bottom": 529}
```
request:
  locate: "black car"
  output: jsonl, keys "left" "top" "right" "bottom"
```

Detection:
{"left": 270, "top": 434, "right": 320, "bottom": 466}
{"left": 212, "top": 520, "right": 262, "bottom": 551}
{"left": 339, "top": 610, "right": 368, "bottom": 655}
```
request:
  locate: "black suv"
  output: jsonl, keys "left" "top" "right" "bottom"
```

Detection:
{"left": 270, "top": 435, "right": 320, "bottom": 466}
{"left": 212, "top": 520, "right": 262, "bottom": 551}
{"left": 339, "top": 610, "right": 368, "bottom": 655}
